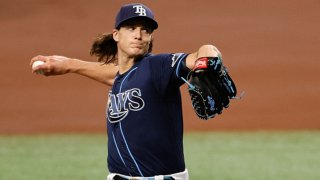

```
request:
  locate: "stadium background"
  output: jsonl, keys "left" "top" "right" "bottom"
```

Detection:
{"left": 1, "top": 0, "right": 320, "bottom": 134}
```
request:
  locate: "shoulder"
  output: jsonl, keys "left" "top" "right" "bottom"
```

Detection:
{"left": 142, "top": 53, "right": 171, "bottom": 60}
{"left": 141, "top": 53, "right": 188, "bottom": 64}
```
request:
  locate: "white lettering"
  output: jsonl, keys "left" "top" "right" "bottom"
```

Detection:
{"left": 107, "top": 88, "right": 145, "bottom": 123}
{"left": 133, "top": 5, "right": 147, "bottom": 16}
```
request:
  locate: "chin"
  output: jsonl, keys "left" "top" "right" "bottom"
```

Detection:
{"left": 130, "top": 50, "right": 147, "bottom": 57}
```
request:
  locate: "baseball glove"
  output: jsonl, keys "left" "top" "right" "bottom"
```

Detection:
{"left": 186, "top": 56, "right": 237, "bottom": 120}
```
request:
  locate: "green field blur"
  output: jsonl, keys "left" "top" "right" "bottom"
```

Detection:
{"left": 1, "top": 132, "right": 319, "bottom": 180}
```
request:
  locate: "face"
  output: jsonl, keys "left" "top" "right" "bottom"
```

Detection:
{"left": 113, "top": 18, "right": 153, "bottom": 59}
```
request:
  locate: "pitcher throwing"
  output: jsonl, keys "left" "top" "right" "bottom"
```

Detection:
{"left": 31, "top": 3, "right": 238, "bottom": 180}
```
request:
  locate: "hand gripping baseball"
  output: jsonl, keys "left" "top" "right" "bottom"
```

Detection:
{"left": 30, "top": 55, "right": 71, "bottom": 76}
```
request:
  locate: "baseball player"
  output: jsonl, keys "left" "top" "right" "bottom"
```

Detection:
{"left": 31, "top": 3, "right": 224, "bottom": 180}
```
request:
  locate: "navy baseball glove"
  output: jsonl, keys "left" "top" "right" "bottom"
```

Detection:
{"left": 186, "top": 56, "right": 237, "bottom": 120}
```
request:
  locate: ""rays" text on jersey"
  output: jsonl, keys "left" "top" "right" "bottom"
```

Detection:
{"left": 107, "top": 88, "right": 145, "bottom": 123}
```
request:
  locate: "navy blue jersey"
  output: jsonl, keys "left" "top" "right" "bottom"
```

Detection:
{"left": 106, "top": 53, "right": 190, "bottom": 177}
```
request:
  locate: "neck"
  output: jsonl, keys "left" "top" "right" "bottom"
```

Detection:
{"left": 117, "top": 49, "right": 145, "bottom": 74}
{"left": 118, "top": 58, "right": 135, "bottom": 74}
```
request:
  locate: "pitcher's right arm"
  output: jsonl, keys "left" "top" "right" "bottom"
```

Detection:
{"left": 30, "top": 55, "right": 118, "bottom": 86}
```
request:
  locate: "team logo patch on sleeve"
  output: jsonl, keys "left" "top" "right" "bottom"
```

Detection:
{"left": 171, "top": 53, "right": 185, "bottom": 67}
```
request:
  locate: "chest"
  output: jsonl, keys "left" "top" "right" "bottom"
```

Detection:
{"left": 111, "top": 66, "right": 154, "bottom": 96}
{"left": 107, "top": 67, "right": 158, "bottom": 122}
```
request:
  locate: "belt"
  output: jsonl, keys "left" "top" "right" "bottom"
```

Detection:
{"left": 108, "top": 169, "right": 188, "bottom": 180}
{"left": 113, "top": 175, "right": 175, "bottom": 180}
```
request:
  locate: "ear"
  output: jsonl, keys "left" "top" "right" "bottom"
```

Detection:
{"left": 113, "top": 29, "right": 119, "bottom": 42}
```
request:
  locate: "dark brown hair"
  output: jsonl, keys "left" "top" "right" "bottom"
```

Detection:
{"left": 90, "top": 33, "right": 153, "bottom": 64}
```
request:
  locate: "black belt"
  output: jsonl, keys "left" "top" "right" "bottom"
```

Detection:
{"left": 113, "top": 175, "right": 175, "bottom": 180}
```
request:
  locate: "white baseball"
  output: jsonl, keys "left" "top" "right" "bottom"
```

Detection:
{"left": 32, "top": 60, "right": 45, "bottom": 74}
{"left": 32, "top": 60, "right": 45, "bottom": 70}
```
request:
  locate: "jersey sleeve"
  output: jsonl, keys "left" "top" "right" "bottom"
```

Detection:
{"left": 148, "top": 53, "right": 191, "bottom": 96}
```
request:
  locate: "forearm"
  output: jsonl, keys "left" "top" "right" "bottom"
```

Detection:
{"left": 31, "top": 55, "right": 118, "bottom": 86}
{"left": 69, "top": 59, "right": 118, "bottom": 86}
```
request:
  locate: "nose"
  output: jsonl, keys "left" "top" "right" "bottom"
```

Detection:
{"left": 134, "top": 28, "right": 142, "bottom": 39}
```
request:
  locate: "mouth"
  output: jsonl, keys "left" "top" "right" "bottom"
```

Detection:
{"left": 131, "top": 45, "right": 144, "bottom": 49}
{"left": 131, "top": 42, "right": 145, "bottom": 47}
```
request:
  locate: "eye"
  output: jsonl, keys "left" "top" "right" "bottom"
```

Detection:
{"left": 141, "top": 27, "right": 152, "bottom": 34}
{"left": 126, "top": 26, "right": 135, "bottom": 31}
